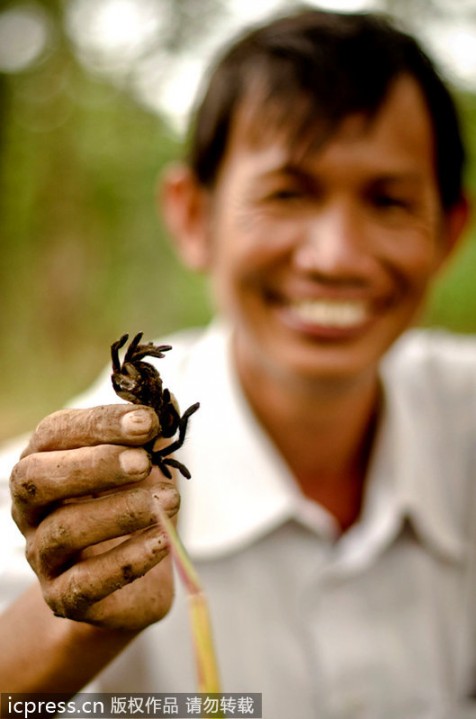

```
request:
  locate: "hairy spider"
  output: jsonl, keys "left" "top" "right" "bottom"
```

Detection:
{"left": 111, "top": 332, "right": 200, "bottom": 479}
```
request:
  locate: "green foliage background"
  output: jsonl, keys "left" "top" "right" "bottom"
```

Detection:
{"left": 1, "top": 1, "right": 476, "bottom": 441}
{"left": 0, "top": 44, "right": 213, "bottom": 439}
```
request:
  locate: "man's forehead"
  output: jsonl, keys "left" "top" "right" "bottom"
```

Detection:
{"left": 226, "top": 75, "right": 434, "bottom": 169}
{"left": 227, "top": 96, "right": 371, "bottom": 176}
{"left": 227, "top": 90, "right": 330, "bottom": 165}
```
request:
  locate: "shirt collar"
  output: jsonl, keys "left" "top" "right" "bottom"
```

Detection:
{"left": 177, "top": 321, "right": 304, "bottom": 558}
{"left": 377, "top": 348, "right": 467, "bottom": 564}
{"left": 177, "top": 323, "right": 466, "bottom": 564}
{"left": 331, "top": 371, "right": 466, "bottom": 575}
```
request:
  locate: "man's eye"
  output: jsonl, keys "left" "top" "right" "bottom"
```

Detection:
{"left": 373, "top": 194, "right": 409, "bottom": 210}
{"left": 266, "top": 188, "right": 305, "bottom": 202}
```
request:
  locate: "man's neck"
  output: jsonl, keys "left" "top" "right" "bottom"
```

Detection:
{"left": 236, "top": 358, "right": 381, "bottom": 532}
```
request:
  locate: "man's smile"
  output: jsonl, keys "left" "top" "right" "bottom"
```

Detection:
{"left": 285, "top": 298, "right": 370, "bottom": 329}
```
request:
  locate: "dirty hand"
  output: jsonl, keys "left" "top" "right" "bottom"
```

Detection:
{"left": 10, "top": 404, "right": 179, "bottom": 631}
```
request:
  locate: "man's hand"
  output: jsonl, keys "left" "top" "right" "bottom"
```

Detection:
{"left": 10, "top": 404, "right": 179, "bottom": 631}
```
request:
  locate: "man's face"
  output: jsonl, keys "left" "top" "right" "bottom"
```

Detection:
{"left": 200, "top": 76, "right": 456, "bottom": 387}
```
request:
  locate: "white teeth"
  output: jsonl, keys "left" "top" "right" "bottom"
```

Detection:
{"left": 290, "top": 299, "right": 368, "bottom": 328}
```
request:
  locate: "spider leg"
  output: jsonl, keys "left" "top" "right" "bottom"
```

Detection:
{"left": 111, "top": 333, "right": 129, "bottom": 372}
{"left": 150, "top": 402, "right": 200, "bottom": 478}
{"left": 153, "top": 455, "right": 173, "bottom": 480}
{"left": 150, "top": 454, "right": 191, "bottom": 480}
{"left": 163, "top": 457, "right": 192, "bottom": 480}
{"left": 129, "top": 344, "right": 173, "bottom": 363}
{"left": 155, "top": 402, "right": 200, "bottom": 456}
{"left": 124, "top": 332, "right": 144, "bottom": 363}
{"left": 113, "top": 332, "right": 171, "bottom": 367}
{"left": 159, "top": 389, "right": 181, "bottom": 438}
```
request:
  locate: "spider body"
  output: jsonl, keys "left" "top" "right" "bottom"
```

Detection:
{"left": 111, "top": 332, "right": 200, "bottom": 479}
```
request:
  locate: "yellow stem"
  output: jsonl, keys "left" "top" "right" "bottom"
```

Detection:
{"left": 157, "top": 507, "right": 222, "bottom": 694}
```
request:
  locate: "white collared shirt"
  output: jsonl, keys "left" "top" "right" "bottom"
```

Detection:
{"left": 1, "top": 323, "right": 476, "bottom": 718}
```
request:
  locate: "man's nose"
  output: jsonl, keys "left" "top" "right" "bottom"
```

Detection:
{"left": 292, "top": 205, "right": 372, "bottom": 279}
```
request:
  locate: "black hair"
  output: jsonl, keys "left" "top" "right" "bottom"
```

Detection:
{"left": 188, "top": 6, "right": 466, "bottom": 210}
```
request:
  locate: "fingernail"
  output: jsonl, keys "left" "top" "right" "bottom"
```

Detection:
{"left": 119, "top": 448, "right": 150, "bottom": 477}
{"left": 121, "top": 409, "right": 153, "bottom": 437}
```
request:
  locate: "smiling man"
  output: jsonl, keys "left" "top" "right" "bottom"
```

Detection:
{"left": 1, "top": 6, "right": 475, "bottom": 718}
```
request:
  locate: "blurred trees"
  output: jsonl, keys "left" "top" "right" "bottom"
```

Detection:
{"left": 1, "top": 0, "right": 476, "bottom": 440}
{"left": 0, "top": 0, "right": 222, "bottom": 438}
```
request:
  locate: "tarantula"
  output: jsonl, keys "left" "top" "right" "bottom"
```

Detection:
{"left": 111, "top": 332, "right": 199, "bottom": 479}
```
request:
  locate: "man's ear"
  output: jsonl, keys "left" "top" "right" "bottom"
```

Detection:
{"left": 443, "top": 195, "right": 471, "bottom": 256}
{"left": 433, "top": 195, "right": 471, "bottom": 275}
{"left": 159, "top": 163, "right": 211, "bottom": 271}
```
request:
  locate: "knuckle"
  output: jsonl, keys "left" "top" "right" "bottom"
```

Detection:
{"left": 33, "top": 410, "right": 71, "bottom": 449}
{"left": 111, "top": 488, "right": 150, "bottom": 533}
{"left": 42, "top": 581, "right": 66, "bottom": 617}
{"left": 9, "top": 459, "right": 38, "bottom": 504}
{"left": 10, "top": 501, "right": 26, "bottom": 532}
{"left": 64, "top": 576, "right": 91, "bottom": 617}
{"left": 25, "top": 536, "right": 39, "bottom": 571}
{"left": 36, "top": 518, "right": 71, "bottom": 571}
{"left": 44, "top": 574, "right": 90, "bottom": 621}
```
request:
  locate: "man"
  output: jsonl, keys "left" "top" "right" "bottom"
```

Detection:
{"left": 0, "top": 6, "right": 474, "bottom": 717}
